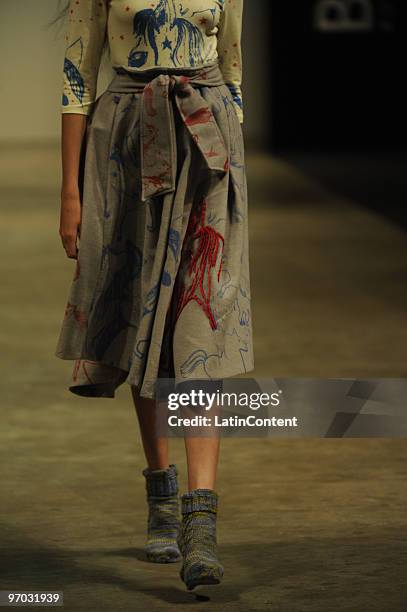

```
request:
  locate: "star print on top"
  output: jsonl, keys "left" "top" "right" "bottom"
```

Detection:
{"left": 61, "top": 0, "right": 244, "bottom": 123}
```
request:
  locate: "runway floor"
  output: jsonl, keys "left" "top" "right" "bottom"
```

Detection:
{"left": 1, "top": 142, "right": 406, "bottom": 611}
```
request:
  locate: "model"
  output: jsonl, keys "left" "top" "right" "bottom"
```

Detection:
{"left": 55, "top": 0, "right": 254, "bottom": 591}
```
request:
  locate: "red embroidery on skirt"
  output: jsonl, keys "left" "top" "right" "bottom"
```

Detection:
{"left": 64, "top": 302, "right": 87, "bottom": 329}
{"left": 144, "top": 83, "right": 157, "bottom": 117}
{"left": 175, "top": 199, "right": 224, "bottom": 330}
{"left": 184, "top": 107, "right": 212, "bottom": 126}
{"left": 72, "top": 359, "right": 96, "bottom": 384}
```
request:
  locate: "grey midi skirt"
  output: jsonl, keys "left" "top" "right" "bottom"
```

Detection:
{"left": 55, "top": 60, "right": 254, "bottom": 400}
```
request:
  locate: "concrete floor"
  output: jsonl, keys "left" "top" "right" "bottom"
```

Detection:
{"left": 1, "top": 142, "right": 407, "bottom": 611}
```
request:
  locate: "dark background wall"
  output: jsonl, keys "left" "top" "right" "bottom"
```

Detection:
{"left": 269, "top": 0, "right": 407, "bottom": 150}
{"left": 241, "top": 0, "right": 272, "bottom": 149}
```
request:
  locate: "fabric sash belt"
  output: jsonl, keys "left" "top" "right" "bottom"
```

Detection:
{"left": 106, "top": 61, "right": 230, "bottom": 202}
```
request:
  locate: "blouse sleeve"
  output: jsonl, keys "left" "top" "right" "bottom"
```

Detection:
{"left": 217, "top": 0, "right": 244, "bottom": 124}
{"left": 61, "top": 0, "right": 108, "bottom": 115}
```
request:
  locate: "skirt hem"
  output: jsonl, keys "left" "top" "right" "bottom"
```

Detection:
{"left": 57, "top": 352, "right": 255, "bottom": 401}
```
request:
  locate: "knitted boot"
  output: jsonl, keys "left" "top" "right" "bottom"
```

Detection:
{"left": 178, "top": 488, "right": 224, "bottom": 590}
{"left": 142, "top": 463, "right": 181, "bottom": 563}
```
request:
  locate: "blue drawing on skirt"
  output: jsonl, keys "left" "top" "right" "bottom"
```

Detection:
{"left": 85, "top": 240, "right": 142, "bottom": 359}
{"left": 238, "top": 345, "right": 250, "bottom": 370}
{"left": 63, "top": 37, "right": 85, "bottom": 103}
{"left": 206, "top": 208, "right": 222, "bottom": 228}
{"left": 218, "top": 324, "right": 250, "bottom": 369}
{"left": 179, "top": 348, "right": 222, "bottom": 378}
{"left": 234, "top": 294, "right": 250, "bottom": 327}
{"left": 221, "top": 93, "right": 236, "bottom": 122}
{"left": 128, "top": 0, "right": 205, "bottom": 68}
{"left": 168, "top": 227, "right": 180, "bottom": 261}
{"left": 142, "top": 283, "right": 160, "bottom": 317}
{"left": 216, "top": 273, "right": 251, "bottom": 331}
{"left": 133, "top": 338, "right": 149, "bottom": 360}
{"left": 161, "top": 270, "right": 172, "bottom": 286}
{"left": 110, "top": 145, "right": 122, "bottom": 167}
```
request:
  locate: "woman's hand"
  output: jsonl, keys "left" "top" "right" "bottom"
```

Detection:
{"left": 59, "top": 188, "right": 82, "bottom": 259}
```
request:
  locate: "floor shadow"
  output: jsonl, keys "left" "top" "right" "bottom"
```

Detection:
{"left": 278, "top": 150, "right": 407, "bottom": 231}
{"left": 2, "top": 522, "right": 407, "bottom": 611}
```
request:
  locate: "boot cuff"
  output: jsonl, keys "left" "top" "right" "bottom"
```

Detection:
{"left": 142, "top": 463, "right": 178, "bottom": 497}
{"left": 181, "top": 488, "right": 218, "bottom": 514}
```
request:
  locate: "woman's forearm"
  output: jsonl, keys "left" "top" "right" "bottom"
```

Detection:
{"left": 59, "top": 113, "right": 88, "bottom": 259}
{"left": 61, "top": 113, "right": 88, "bottom": 195}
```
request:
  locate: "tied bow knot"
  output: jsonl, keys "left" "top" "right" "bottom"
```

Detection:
{"left": 139, "top": 70, "right": 229, "bottom": 202}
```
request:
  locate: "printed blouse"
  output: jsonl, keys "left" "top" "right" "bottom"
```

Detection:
{"left": 61, "top": 0, "right": 244, "bottom": 122}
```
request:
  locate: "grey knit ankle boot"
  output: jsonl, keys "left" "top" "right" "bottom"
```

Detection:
{"left": 178, "top": 488, "right": 224, "bottom": 590}
{"left": 142, "top": 463, "right": 181, "bottom": 563}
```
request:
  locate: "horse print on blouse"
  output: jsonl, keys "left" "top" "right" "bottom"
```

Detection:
{"left": 128, "top": 0, "right": 220, "bottom": 68}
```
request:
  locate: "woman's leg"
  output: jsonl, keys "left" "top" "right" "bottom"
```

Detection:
{"left": 131, "top": 381, "right": 221, "bottom": 487}
{"left": 183, "top": 436, "right": 220, "bottom": 490}
{"left": 130, "top": 384, "right": 169, "bottom": 470}
{"left": 179, "top": 433, "right": 224, "bottom": 590}
{"left": 131, "top": 383, "right": 221, "bottom": 486}
{"left": 182, "top": 385, "right": 222, "bottom": 490}
{"left": 179, "top": 403, "right": 223, "bottom": 589}
{"left": 131, "top": 384, "right": 181, "bottom": 563}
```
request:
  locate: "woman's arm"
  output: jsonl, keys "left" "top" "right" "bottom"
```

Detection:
{"left": 59, "top": 115, "right": 87, "bottom": 259}
{"left": 59, "top": 0, "right": 108, "bottom": 259}
{"left": 217, "top": 0, "right": 244, "bottom": 124}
